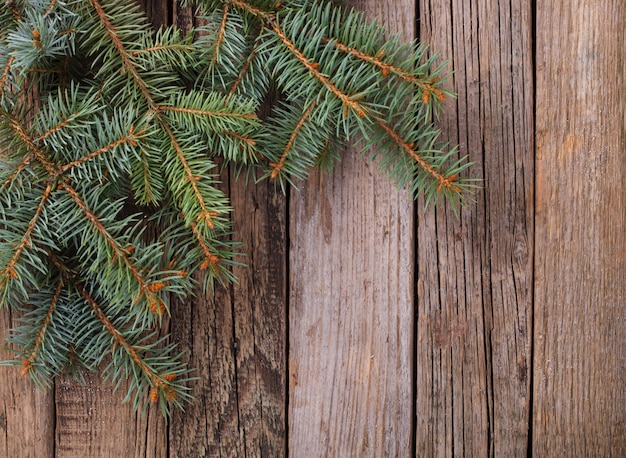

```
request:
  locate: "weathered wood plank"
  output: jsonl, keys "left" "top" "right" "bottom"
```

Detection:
{"left": 416, "top": 0, "right": 534, "bottom": 455}
{"left": 55, "top": 373, "right": 167, "bottom": 457}
{"left": 288, "top": 2, "right": 415, "bottom": 456}
{"left": 169, "top": 178, "right": 287, "bottom": 458}
{"left": 168, "top": 4, "right": 288, "bottom": 456}
{"left": 533, "top": 1, "right": 626, "bottom": 455}
{"left": 0, "top": 309, "right": 55, "bottom": 458}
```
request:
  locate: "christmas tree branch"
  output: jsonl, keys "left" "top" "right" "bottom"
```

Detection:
{"left": 210, "top": 5, "right": 231, "bottom": 65}
{"left": 0, "top": 155, "right": 32, "bottom": 190}
{"left": 59, "top": 125, "right": 139, "bottom": 173}
{"left": 270, "top": 99, "right": 317, "bottom": 178}
{"left": 0, "top": 56, "right": 14, "bottom": 96}
{"left": 0, "top": 181, "right": 53, "bottom": 283}
{"left": 21, "top": 279, "right": 64, "bottom": 376}
{"left": 60, "top": 182, "right": 167, "bottom": 316}
{"left": 189, "top": 220, "right": 222, "bottom": 274}
{"left": 328, "top": 40, "right": 446, "bottom": 102}
{"left": 374, "top": 118, "right": 459, "bottom": 192}
{"left": 228, "top": 0, "right": 270, "bottom": 19}
{"left": 6, "top": 115, "right": 58, "bottom": 176}
{"left": 88, "top": 0, "right": 157, "bottom": 107}
{"left": 269, "top": 21, "right": 368, "bottom": 119}
{"left": 157, "top": 104, "right": 257, "bottom": 120}
{"left": 160, "top": 121, "right": 219, "bottom": 231}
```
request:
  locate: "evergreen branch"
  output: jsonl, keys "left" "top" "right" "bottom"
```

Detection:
{"left": 227, "top": 41, "right": 257, "bottom": 95}
{"left": 75, "top": 282, "right": 155, "bottom": 381}
{"left": 328, "top": 40, "right": 446, "bottom": 102}
{"left": 157, "top": 105, "right": 257, "bottom": 120}
{"left": 129, "top": 44, "right": 195, "bottom": 57}
{"left": 374, "top": 118, "right": 460, "bottom": 193}
{"left": 29, "top": 67, "right": 63, "bottom": 74}
{"left": 136, "top": 147, "right": 157, "bottom": 204}
{"left": 0, "top": 56, "right": 14, "bottom": 95}
{"left": 270, "top": 99, "right": 317, "bottom": 178}
{"left": 73, "top": 281, "right": 177, "bottom": 403}
{"left": 44, "top": 1, "right": 59, "bottom": 17}
{"left": 21, "top": 279, "right": 64, "bottom": 376}
{"left": 269, "top": 20, "right": 367, "bottom": 118}
{"left": 160, "top": 122, "right": 219, "bottom": 230}
{"left": 5, "top": 114, "right": 58, "bottom": 176}
{"left": 61, "top": 181, "right": 166, "bottom": 315}
{"left": 211, "top": 4, "right": 230, "bottom": 66}
{"left": 189, "top": 219, "right": 221, "bottom": 274}
{"left": 228, "top": 0, "right": 271, "bottom": 19}
{"left": 59, "top": 125, "right": 138, "bottom": 173}
{"left": 0, "top": 155, "right": 32, "bottom": 190}
{"left": 0, "top": 181, "right": 53, "bottom": 283}
{"left": 88, "top": 0, "right": 156, "bottom": 107}
{"left": 223, "top": 130, "right": 256, "bottom": 148}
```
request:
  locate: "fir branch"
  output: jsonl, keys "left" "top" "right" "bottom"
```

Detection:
{"left": 157, "top": 104, "right": 257, "bottom": 121}
{"left": 5, "top": 113, "right": 58, "bottom": 176}
{"left": 75, "top": 282, "right": 159, "bottom": 386}
{"left": 189, "top": 219, "right": 221, "bottom": 275}
{"left": 59, "top": 125, "right": 138, "bottom": 173}
{"left": 20, "top": 279, "right": 64, "bottom": 376}
{"left": 228, "top": 0, "right": 271, "bottom": 19}
{"left": 270, "top": 99, "right": 317, "bottom": 178}
{"left": 269, "top": 21, "right": 367, "bottom": 118}
{"left": 88, "top": 0, "right": 156, "bottom": 107}
{"left": 43, "top": 1, "right": 59, "bottom": 18}
{"left": 0, "top": 56, "right": 14, "bottom": 95}
{"left": 0, "top": 155, "right": 32, "bottom": 190}
{"left": 211, "top": 4, "right": 231, "bottom": 66}
{"left": 374, "top": 118, "right": 459, "bottom": 193}
{"left": 0, "top": 181, "right": 53, "bottom": 283}
{"left": 60, "top": 181, "right": 166, "bottom": 316}
{"left": 227, "top": 42, "right": 257, "bottom": 94}
{"left": 328, "top": 39, "right": 446, "bottom": 102}
{"left": 160, "top": 121, "right": 219, "bottom": 231}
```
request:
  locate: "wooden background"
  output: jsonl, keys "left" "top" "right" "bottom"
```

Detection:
{"left": 1, "top": 0, "right": 625, "bottom": 456}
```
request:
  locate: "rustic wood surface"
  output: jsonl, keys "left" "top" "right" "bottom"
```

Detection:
{"left": 287, "top": 2, "right": 415, "bottom": 456}
{"left": 1, "top": 0, "right": 625, "bottom": 456}
{"left": 533, "top": 1, "right": 626, "bottom": 455}
{"left": 0, "top": 309, "right": 55, "bottom": 458}
{"left": 416, "top": 0, "right": 534, "bottom": 455}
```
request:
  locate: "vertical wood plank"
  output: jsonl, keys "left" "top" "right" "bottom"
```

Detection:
{"left": 169, "top": 178, "right": 287, "bottom": 458}
{"left": 534, "top": 1, "right": 626, "bottom": 455}
{"left": 169, "top": 5, "right": 287, "bottom": 456}
{"left": 0, "top": 309, "right": 55, "bottom": 458}
{"left": 416, "top": 0, "right": 534, "bottom": 455}
{"left": 288, "top": 2, "right": 415, "bottom": 456}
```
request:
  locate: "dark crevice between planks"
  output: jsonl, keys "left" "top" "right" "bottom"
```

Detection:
{"left": 226, "top": 171, "right": 246, "bottom": 458}
{"left": 527, "top": 0, "right": 537, "bottom": 456}
{"left": 411, "top": 2, "right": 420, "bottom": 457}
{"left": 284, "top": 188, "right": 291, "bottom": 458}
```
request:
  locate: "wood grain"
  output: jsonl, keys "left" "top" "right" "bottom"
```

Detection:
{"left": 288, "top": 2, "right": 415, "bottom": 456}
{"left": 0, "top": 309, "right": 55, "bottom": 458}
{"left": 417, "top": 0, "right": 534, "bottom": 455}
{"left": 55, "top": 373, "right": 167, "bottom": 457}
{"left": 169, "top": 177, "right": 287, "bottom": 458}
{"left": 533, "top": 1, "right": 626, "bottom": 455}
{"left": 169, "top": 5, "right": 287, "bottom": 455}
